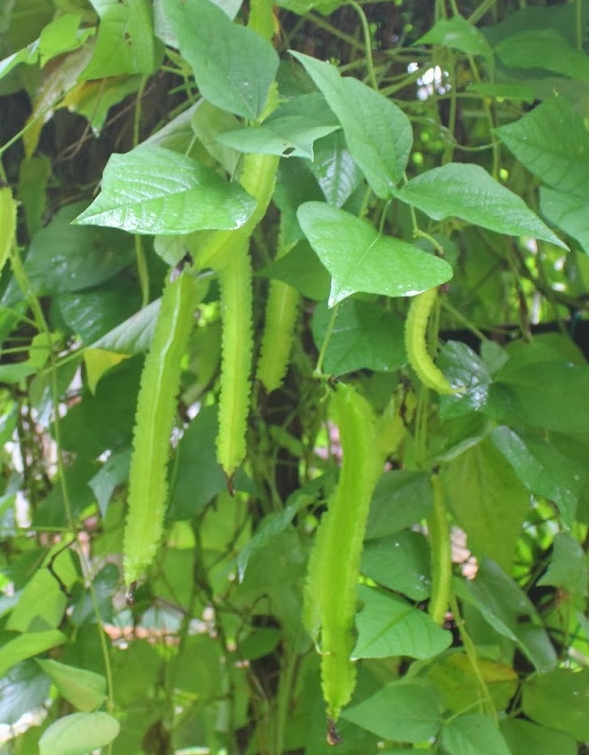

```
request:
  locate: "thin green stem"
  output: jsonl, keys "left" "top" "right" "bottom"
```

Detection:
{"left": 350, "top": 1, "right": 378, "bottom": 90}
{"left": 315, "top": 303, "right": 339, "bottom": 376}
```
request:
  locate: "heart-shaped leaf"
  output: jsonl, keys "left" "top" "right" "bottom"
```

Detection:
{"left": 396, "top": 163, "right": 567, "bottom": 249}
{"left": 297, "top": 202, "right": 453, "bottom": 306}
{"left": 74, "top": 146, "right": 256, "bottom": 234}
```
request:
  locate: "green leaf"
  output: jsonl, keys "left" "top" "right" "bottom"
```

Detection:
{"left": 310, "top": 130, "right": 364, "bottom": 207}
{"left": 216, "top": 92, "right": 340, "bottom": 159}
{"left": 163, "top": 0, "right": 278, "bottom": 120}
{"left": 74, "top": 145, "right": 256, "bottom": 234}
{"left": 57, "top": 284, "right": 141, "bottom": 345}
{"left": 90, "top": 298, "right": 160, "bottom": 354}
{"left": 81, "top": 0, "right": 157, "bottom": 79}
{"left": 490, "top": 426, "right": 585, "bottom": 527}
{"left": 6, "top": 569, "right": 66, "bottom": 632}
{"left": 426, "top": 653, "right": 518, "bottom": 713}
{"left": 500, "top": 719, "right": 577, "bottom": 755}
{"left": 257, "top": 240, "right": 330, "bottom": 300}
{"left": 290, "top": 51, "right": 413, "bottom": 198}
{"left": 396, "top": 163, "right": 567, "bottom": 249}
{"left": 442, "top": 438, "right": 530, "bottom": 571}
{"left": 494, "top": 98, "right": 589, "bottom": 196}
{"left": 365, "top": 471, "right": 433, "bottom": 539}
{"left": 537, "top": 532, "right": 588, "bottom": 597}
{"left": 169, "top": 635, "right": 221, "bottom": 698}
{"left": 494, "top": 29, "right": 589, "bottom": 81}
{"left": 39, "top": 13, "right": 94, "bottom": 66}
{"left": 168, "top": 406, "right": 232, "bottom": 519}
{"left": 353, "top": 585, "right": 452, "bottom": 660}
{"left": 237, "top": 485, "right": 317, "bottom": 581}
{"left": 342, "top": 681, "right": 443, "bottom": 742}
{"left": 297, "top": 202, "right": 453, "bottom": 306}
{"left": 2, "top": 203, "right": 134, "bottom": 301}
{"left": 361, "top": 531, "right": 431, "bottom": 601}
{"left": 37, "top": 660, "right": 106, "bottom": 712}
{"left": 277, "top": 0, "right": 345, "bottom": 15}
{"left": 88, "top": 448, "right": 131, "bottom": 518}
{"left": 540, "top": 186, "right": 589, "bottom": 255}
{"left": 488, "top": 361, "right": 589, "bottom": 436}
{"left": 311, "top": 299, "right": 406, "bottom": 375}
{"left": 0, "top": 660, "right": 51, "bottom": 725}
{"left": 416, "top": 15, "right": 492, "bottom": 58}
{"left": 442, "top": 713, "right": 511, "bottom": 755}
{"left": 38, "top": 711, "right": 120, "bottom": 755}
{"left": 522, "top": 668, "right": 589, "bottom": 741}
{"left": 0, "top": 630, "right": 66, "bottom": 678}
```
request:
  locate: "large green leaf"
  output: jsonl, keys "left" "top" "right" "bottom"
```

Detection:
{"left": 396, "top": 163, "right": 567, "bottom": 249}
{"left": 490, "top": 426, "right": 585, "bottom": 527}
{"left": 416, "top": 15, "right": 492, "bottom": 58}
{"left": 291, "top": 51, "right": 412, "bottom": 198}
{"left": 297, "top": 202, "right": 453, "bottom": 306}
{"left": 37, "top": 660, "right": 106, "bottom": 712}
{"left": 522, "top": 668, "right": 589, "bottom": 741}
{"left": 38, "top": 711, "right": 120, "bottom": 755}
{"left": 442, "top": 713, "right": 511, "bottom": 755}
{"left": 442, "top": 439, "right": 530, "bottom": 571}
{"left": 163, "top": 0, "right": 278, "bottom": 120}
{"left": 74, "top": 146, "right": 256, "bottom": 234}
{"left": 311, "top": 299, "right": 406, "bottom": 375}
{"left": 342, "top": 681, "right": 443, "bottom": 742}
{"left": 81, "top": 0, "right": 157, "bottom": 80}
{"left": 353, "top": 585, "right": 451, "bottom": 660}
{"left": 494, "top": 98, "right": 589, "bottom": 196}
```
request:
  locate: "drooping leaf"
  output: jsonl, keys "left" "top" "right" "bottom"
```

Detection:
{"left": 74, "top": 146, "right": 256, "bottom": 234}
{"left": 89, "top": 298, "right": 161, "bottom": 354}
{"left": 38, "top": 711, "right": 120, "bottom": 755}
{"left": 396, "top": 163, "right": 567, "bottom": 249}
{"left": 257, "top": 240, "right": 330, "bottom": 300}
{"left": 291, "top": 51, "right": 413, "bottom": 198}
{"left": 88, "top": 448, "right": 131, "bottom": 518}
{"left": 311, "top": 299, "right": 406, "bottom": 375}
{"left": 6, "top": 569, "right": 67, "bottom": 632}
{"left": 353, "top": 585, "right": 452, "bottom": 660}
{"left": 163, "top": 0, "right": 278, "bottom": 120}
{"left": 416, "top": 15, "right": 492, "bottom": 58}
{"left": 342, "top": 680, "right": 443, "bottom": 742}
{"left": 0, "top": 661, "right": 51, "bottom": 726}
{"left": 298, "top": 202, "right": 453, "bottom": 306}
{"left": 540, "top": 186, "right": 589, "bottom": 255}
{"left": 441, "top": 713, "right": 512, "bottom": 755}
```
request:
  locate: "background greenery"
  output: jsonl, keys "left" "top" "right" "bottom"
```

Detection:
{"left": 1, "top": 0, "right": 589, "bottom": 753}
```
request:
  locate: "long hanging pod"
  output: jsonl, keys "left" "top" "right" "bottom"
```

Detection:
{"left": 123, "top": 267, "right": 204, "bottom": 589}
{"left": 303, "top": 383, "right": 384, "bottom": 727}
